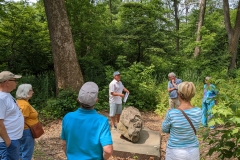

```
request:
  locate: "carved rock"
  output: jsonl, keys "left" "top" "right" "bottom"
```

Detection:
{"left": 117, "top": 106, "right": 143, "bottom": 143}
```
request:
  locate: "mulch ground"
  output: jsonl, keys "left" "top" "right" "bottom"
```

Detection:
{"left": 33, "top": 110, "right": 222, "bottom": 160}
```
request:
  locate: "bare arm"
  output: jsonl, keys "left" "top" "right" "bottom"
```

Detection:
{"left": 123, "top": 88, "right": 129, "bottom": 94}
{"left": 103, "top": 144, "right": 113, "bottom": 160}
{"left": 61, "top": 140, "right": 66, "bottom": 155}
{"left": 0, "top": 119, "right": 11, "bottom": 147}
{"left": 111, "top": 92, "right": 124, "bottom": 98}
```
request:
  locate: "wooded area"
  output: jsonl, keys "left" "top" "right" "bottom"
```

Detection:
{"left": 1, "top": 0, "right": 240, "bottom": 158}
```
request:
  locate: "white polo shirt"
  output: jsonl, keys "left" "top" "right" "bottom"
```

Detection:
{"left": 109, "top": 79, "right": 124, "bottom": 104}
{"left": 0, "top": 92, "right": 24, "bottom": 142}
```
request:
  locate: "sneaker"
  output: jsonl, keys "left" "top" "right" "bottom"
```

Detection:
{"left": 114, "top": 125, "right": 117, "bottom": 130}
{"left": 210, "top": 126, "right": 215, "bottom": 129}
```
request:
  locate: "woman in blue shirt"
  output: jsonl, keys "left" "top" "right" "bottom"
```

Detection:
{"left": 162, "top": 81, "right": 202, "bottom": 160}
{"left": 202, "top": 77, "right": 218, "bottom": 128}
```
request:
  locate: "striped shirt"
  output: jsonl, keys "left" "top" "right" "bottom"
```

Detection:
{"left": 162, "top": 107, "right": 202, "bottom": 148}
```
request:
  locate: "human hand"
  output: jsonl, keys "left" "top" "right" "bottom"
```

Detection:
{"left": 5, "top": 139, "right": 11, "bottom": 147}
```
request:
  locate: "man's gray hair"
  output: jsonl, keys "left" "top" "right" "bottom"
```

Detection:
{"left": 168, "top": 72, "right": 176, "bottom": 77}
{"left": 16, "top": 84, "right": 32, "bottom": 99}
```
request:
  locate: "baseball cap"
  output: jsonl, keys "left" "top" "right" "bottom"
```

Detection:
{"left": 0, "top": 71, "right": 22, "bottom": 83}
{"left": 113, "top": 71, "right": 120, "bottom": 76}
{"left": 78, "top": 82, "right": 99, "bottom": 107}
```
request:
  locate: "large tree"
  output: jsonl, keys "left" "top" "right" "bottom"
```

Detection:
{"left": 223, "top": 0, "right": 240, "bottom": 69}
{"left": 43, "top": 0, "right": 84, "bottom": 92}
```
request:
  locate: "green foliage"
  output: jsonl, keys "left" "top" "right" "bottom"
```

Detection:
{"left": 121, "top": 62, "right": 158, "bottom": 110}
{"left": 118, "top": 1, "right": 170, "bottom": 63}
{"left": 203, "top": 78, "right": 240, "bottom": 159}
{"left": 155, "top": 82, "right": 169, "bottom": 117}
{"left": 0, "top": 1, "right": 52, "bottom": 75}
{"left": 41, "top": 89, "right": 79, "bottom": 119}
{"left": 180, "top": 7, "right": 229, "bottom": 76}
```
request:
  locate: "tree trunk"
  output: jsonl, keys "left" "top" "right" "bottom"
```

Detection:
{"left": 173, "top": 0, "right": 179, "bottom": 52}
{"left": 223, "top": 0, "right": 240, "bottom": 69}
{"left": 43, "top": 0, "right": 84, "bottom": 93}
{"left": 194, "top": 0, "right": 206, "bottom": 57}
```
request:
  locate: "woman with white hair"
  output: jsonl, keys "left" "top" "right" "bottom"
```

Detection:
{"left": 202, "top": 77, "right": 218, "bottom": 129}
{"left": 162, "top": 82, "right": 202, "bottom": 160}
{"left": 16, "top": 84, "right": 38, "bottom": 160}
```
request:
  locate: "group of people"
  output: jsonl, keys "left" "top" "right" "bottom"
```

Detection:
{"left": 0, "top": 70, "right": 129, "bottom": 160}
{"left": 163, "top": 72, "right": 218, "bottom": 160}
{"left": 0, "top": 71, "right": 40, "bottom": 160}
{"left": 61, "top": 71, "right": 129, "bottom": 159}
{"left": 0, "top": 70, "right": 218, "bottom": 160}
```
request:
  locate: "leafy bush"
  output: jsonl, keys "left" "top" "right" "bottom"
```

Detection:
{"left": 41, "top": 89, "right": 79, "bottom": 119}
{"left": 121, "top": 62, "right": 158, "bottom": 110}
{"left": 203, "top": 78, "right": 240, "bottom": 159}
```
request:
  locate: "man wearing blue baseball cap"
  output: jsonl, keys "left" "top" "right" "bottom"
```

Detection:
{"left": 109, "top": 71, "right": 129, "bottom": 130}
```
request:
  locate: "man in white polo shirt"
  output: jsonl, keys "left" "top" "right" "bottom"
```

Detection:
{"left": 109, "top": 71, "right": 129, "bottom": 130}
{"left": 0, "top": 71, "right": 24, "bottom": 160}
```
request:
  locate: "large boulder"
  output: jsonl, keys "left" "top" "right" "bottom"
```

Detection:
{"left": 117, "top": 106, "right": 143, "bottom": 143}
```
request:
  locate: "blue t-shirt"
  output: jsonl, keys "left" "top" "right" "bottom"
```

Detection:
{"left": 61, "top": 108, "right": 113, "bottom": 160}
{"left": 162, "top": 107, "right": 202, "bottom": 148}
{"left": 168, "top": 78, "right": 182, "bottom": 98}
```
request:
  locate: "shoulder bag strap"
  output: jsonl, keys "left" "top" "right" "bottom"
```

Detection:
{"left": 177, "top": 108, "right": 196, "bottom": 135}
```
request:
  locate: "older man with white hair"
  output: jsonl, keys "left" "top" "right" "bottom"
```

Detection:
{"left": 168, "top": 72, "right": 182, "bottom": 109}
{"left": 0, "top": 71, "right": 23, "bottom": 160}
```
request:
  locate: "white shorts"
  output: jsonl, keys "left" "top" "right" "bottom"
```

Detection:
{"left": 109, "top": 103, "right": 122, "bottom": 117}
{"left": 166, "top": 147, "right": 200, "bottom": 160}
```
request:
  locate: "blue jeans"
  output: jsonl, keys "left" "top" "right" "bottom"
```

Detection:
{"left": 0, "top": 139, "right": 20, "bottom": 160}
{"left": 19, "top": 129, "right": 35, "bottom": 160}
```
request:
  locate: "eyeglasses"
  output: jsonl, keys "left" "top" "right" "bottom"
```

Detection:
{"left": 8, "top": 79, "right": 18, "bottom": 82}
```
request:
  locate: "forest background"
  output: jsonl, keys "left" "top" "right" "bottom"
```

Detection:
{"left": 1, "top": 0, "right": 240, "bottom": 159}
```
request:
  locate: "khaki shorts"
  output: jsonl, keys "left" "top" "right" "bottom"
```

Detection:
{"left": 169, "top": 98, "right": 180, "bottom": 109}
{"left": 109, "top": 103, "right": 122, "bottom": 117}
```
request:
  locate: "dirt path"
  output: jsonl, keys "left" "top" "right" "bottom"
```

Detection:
{"left": 33, "top": 111, "right": 220, "bottom": 160}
